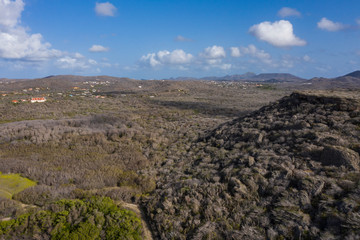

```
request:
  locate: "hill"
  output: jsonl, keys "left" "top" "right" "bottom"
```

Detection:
{"left": 345, "top": 70, "right": 360, "bottom": 78}
{"left": 144, "top": 90, "right": 360, "bottom": 239}
{"left": 305, "top": 70, "right": 360, "bottom": 89}
{"left": 198, "top": 73, "right": 305, "bottom": 82}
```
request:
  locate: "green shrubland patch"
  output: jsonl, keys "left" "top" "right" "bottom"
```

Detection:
{"left": 0, "top": 196, "right": 142, "bottom": 239}
{"left": 0, "top": 172, "right": 36, "bottom": 199}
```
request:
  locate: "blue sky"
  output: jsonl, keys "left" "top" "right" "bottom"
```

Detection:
{"left": 0, "top": 0, "right": 360, "bottom": 79}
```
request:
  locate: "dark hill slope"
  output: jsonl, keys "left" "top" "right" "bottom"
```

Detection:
{"left": 345, "top": 70, "right": 360, "bottom": 78}
{"left": 307, "top": 71, "right": 360, "bottom": 89}
{"left": 145, "top": 91, "right": 360, "bottom": 239}
{"left": 0, "top": 75, "right": 136, "bottom": 91}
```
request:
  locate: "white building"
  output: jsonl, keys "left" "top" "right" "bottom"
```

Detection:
{"left": 31, "top": 97, "right": 46, "bottom": 103}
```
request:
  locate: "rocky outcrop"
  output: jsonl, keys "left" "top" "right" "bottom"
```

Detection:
{"left": 320, "top": 145, "right": 359, "bottom": 170}
{"left": 144, "top": 91, "right": 360, "bottom": 239}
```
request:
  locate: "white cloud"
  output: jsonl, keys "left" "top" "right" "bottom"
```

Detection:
{"left": 230, "top": 47, "right": 241, "bottom": 57}
{"left": 89, "top": 44, "right": 109, "bottom": 52}
{"left": 57, "top": 56, "right": 84, "bottom": 69}
{"left": 56, "top": 53, "right": 98, "bottom": 70}
{"left": 0, "top": 0, "right": 24, "bottom": 28}
{"left": 303, "top": 55, "right": 311, "bottom": 62}
{"left": 88, "top": 59, "right": 97, "bottom": 65}
{"left": 95, "top": 2, "right": 117, "bottom": 17}
{"left": 241, "top": 44, "right": 272, "bottom": 64}
{"left": 220, "top": 63, "right": 231, "bottom": 70}
{"left": 200, "top": 45, "right": 226, "bottom": 59}
{"left": 0, "top": 27, "right": 62, "bottom": 60}
{"left": 175, "top": 35, "right": 192, "bottom": 42}
{"left": 357, "top": 19, "right": 360, "bottom": 26}
{"left": 317, "top": 17, "right": 346, "bottom": 31}
{"left": 140, "top": 49, "right": 193, "bottom": 67}
{"left": 0, "top": 0, "right": 62, "bottom": 61}
{"left": 205, "top": 59, "right": 222, "bottom": 65}
{"left": 140, "top": 53, "right": 160, "bottom": 67}
{"left": 249, "top": 20, "right": 306, "bottom": 47}
{"left": 277, "top": 7, "right": 301, "bottom": 18}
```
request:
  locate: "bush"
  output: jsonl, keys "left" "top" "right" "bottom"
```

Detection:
{"left": 0, "top": 196, "right": 142, "bottom": 240}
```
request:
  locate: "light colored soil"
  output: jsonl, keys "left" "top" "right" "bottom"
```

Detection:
{"left": 119, "top": 202, "right": 154, "bottom": 240}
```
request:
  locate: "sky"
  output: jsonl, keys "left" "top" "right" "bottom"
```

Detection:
{"left": 0, "top": 0, "right": 360, "bottom": 79}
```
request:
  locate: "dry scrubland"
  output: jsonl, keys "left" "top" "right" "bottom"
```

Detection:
{"left": 0, "top": 76, "right": 359, "bottom": 239}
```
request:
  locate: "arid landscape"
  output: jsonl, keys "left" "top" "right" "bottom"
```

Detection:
{"left": 0, "top": 72, "right": 359, "bottom": 239}
{"left": 1, "top": 0, "right": 360, "bottom": 239}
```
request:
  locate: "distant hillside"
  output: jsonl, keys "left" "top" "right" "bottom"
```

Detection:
{"left": 200, "top": 72, "right": 257, "bottom": 81}
{"left": 345, "top": 70, "right": 360, "bottom": 78}
{"left": 307, "top": 70, "right": 360, "bottom": 89}
{"left": 250, "top": 73, "right": 305, "bottom": 82}
{"left": 196, "top": 73, "right": 306, "bottom": 82}
{"left": 0, "top": 75, "right": 136, "bottom": 92}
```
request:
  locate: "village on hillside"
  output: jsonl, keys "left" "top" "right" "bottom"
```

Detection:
{"left": 0, "top": 80, "right": 111, "bottom": 104}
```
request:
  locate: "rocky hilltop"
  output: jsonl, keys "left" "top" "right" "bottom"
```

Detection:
{"left": 144, "top": 91, "right": 360, "bottom": 239}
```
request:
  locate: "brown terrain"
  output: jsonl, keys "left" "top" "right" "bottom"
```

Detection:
{"left": 0, "top": 72, "right": 359, "bottom": 239}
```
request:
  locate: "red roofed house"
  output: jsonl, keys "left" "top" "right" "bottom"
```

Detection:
{"left": 31, "top": 97, "right": 46, "bottom": 103}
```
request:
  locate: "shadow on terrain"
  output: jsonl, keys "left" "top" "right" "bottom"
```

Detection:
{"left": 103, "top": 91, "right": 137, "bottom": 96}
{"left": 150, "top": 99, "right": 251, "bottom": 118}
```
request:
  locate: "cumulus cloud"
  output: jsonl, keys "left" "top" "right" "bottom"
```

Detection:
{"left": 140, "top": 49, "right": 193, "bottom": 67}
{"left": 174, "top": 35, "right": 193, "bottom": 42}
{"left": 199, "top": 45, "right": 232, "bottom": 70}
{"left": 0, "top": 27, "right": 62, "bottom": 60}
{"left": 278, "top": 7, "right": 301, "bottom": 18}
{"left": 89, "top": 44, "right": 109, "bottom": 52}
{"left": 230, "top": 47, "right": 241, "bottom": 57}
{"left": 0, "top": 0, "right": 24, "bottom": 28}
{"left": 249, "top": 20, "right": 306, "bottom": 47}
{"left": 200, "top": 45, "right": 226, "bottom": 59}
{"left": 0, "top": 0, "right": 62, "bottom": 61}
{"left": 95, "top": 2, "right": 117, "bottom": 17}
{"left": 317, "top": 18, "right": 346, "bottom": 31}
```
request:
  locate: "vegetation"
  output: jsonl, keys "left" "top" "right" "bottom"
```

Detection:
{"left": 0, "top": 196, "right": 142, "bottom": 239}
{"left": 0, "top": 173, "right": 36, "bottom": 199}
{"left": 1, "top": 76, "right": 359, "bottom": 239}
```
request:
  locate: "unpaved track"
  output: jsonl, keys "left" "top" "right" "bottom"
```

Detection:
{"left": 120, "top": 202, "right": 154, "bottom": 240}
{"left": 0, "top": 217, "right": 11, "bottom": 222}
